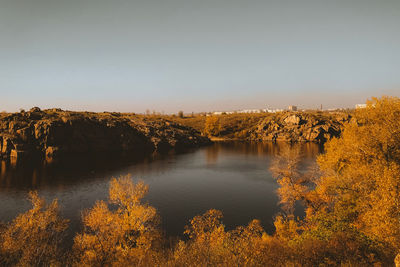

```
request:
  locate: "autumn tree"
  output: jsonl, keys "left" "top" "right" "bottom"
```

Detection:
{"left": 73, "top": 176, "right": 162, "bottom": 266}
{"left": 0, "top": 192, "right": 69, "bottom": 267}
{"left": 204, "top": 116, "right": 220, "bottom": 137}
{"left": 268, "top": 97, "right": 400, "bottom": 265}
{"left": 172, "top": 209, "right": 229, "bottom": 266}
{"left": 270, "top": 144, "right": 312, "bottom": 216}
{"left": 229, "top": 219, "right": 271, "bottom": 266}
{"left": 172, "top": 209, "right": 272, "bottom": 266}
{"left": 312, "top": 96, "right": 400, "bottom": 261}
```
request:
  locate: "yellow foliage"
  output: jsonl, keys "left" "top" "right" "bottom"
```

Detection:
{"left": 73, "top": 175, "right": 162, "bottom": 266}
{"left": 316, "top": 96, "right": 400, "bottom": 252}
{"left": 204, "top": 116, "right": 221, "bottom": 136}
{"left": 270, "top": 144, "right": 312, "bottom": 215}
{"left": 274, "top": 215, "right": 301, "bottom": 243}
{"left": 172, "top": 209, "right": 274, "bottom": 266}
{"left": 0, "top": 191, "right": 69, "bottom": 267}
{"left": 268, "top": 99, "right": 400, "bottom": 264}
{"left": 268, "top": 96, "right": 400, "bottom": 265}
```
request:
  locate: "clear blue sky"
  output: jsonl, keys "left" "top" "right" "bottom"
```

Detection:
{"left": 1, "top": 0, "right": 399, "bottom": 113}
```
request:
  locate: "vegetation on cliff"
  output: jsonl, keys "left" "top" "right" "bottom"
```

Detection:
{"left": 0, "top": 96, "right": 399, "bottom": 266}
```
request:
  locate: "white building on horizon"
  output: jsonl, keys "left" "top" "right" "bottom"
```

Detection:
{"left": 209, "top": 107, "right": 290, "bottom": 115}
{"left": 355, "top": 104, "right": 367, "bottom": 109}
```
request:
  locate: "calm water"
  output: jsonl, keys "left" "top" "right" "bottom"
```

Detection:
{"left": 0, "top": 142, "right": 321, "bottom": 240}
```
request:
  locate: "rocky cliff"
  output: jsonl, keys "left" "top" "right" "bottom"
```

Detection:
{"left": 0, "top": 108, "right": 211, "bottom": 160}
{"left": 249, "top": 112, "right": 351, "bottom": 143}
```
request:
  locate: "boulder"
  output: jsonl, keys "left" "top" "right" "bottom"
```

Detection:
{"left": 30, "top": 107, "right": 41, "bottom": 113}
{"left": 284, "top": 115, "right": 301, "bottom": 125}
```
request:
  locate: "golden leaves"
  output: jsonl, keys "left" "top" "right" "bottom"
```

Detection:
{"left": 175, "top": 209, "right": 271, "bottom": 267}
{"left": 73, "top": 175, "right": 161, "bottom": 266}
{"left": 0, "top": 191, "right": 68, "bottom": 266}
{"left": 315, "top": 96, "right": 400, "bottom": 251}
{"left": 204, "top": 116, "right": 221, "bottom": 137}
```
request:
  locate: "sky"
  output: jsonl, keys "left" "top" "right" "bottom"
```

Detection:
{"left": 1, "top": 0, "right": 400, "bottom": 113}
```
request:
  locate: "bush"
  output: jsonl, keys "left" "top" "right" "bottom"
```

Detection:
{"left": 0, "top": 192, "right": 68, "bottom": 266}
{"left": 73, "top": 176, "right": 162, "bottom": 266}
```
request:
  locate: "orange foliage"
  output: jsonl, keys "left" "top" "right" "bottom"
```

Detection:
{"left": 270, "top": 144, "right": 312, "bottom": 215}
{"left": 268, "top": 96, "right": 400, "bottom": 265}
{"left": 316, "top": 96, "right": 400, "bottom": 252}
{"left": 172, "top": 209, "right": 273, "bottom": 266}
{"left": 204, "top": 116, "right": 221, "bottom": 137}
{"left": 0, "top": 192, "right": 68, "bottom": 266}
{"left": 73, "top": 176, "right": 162, "bottom": 266}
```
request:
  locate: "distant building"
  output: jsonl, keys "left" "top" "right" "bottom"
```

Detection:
{"left": 355, "top": 104, "right": 367, "bottom": 109}
{"left": 288, "top": 105, "right": 297, "bottom": 111}
{"left": 238, "top": 109, "right": 265, "bottom": 114}
{"left": 210, "top": 108, "right": 279, "bottom": 115}
{"left": 268, "top": 108, "right": 284, "bottom": 113}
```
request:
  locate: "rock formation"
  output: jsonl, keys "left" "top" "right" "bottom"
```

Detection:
{"left": 0, "top": 108, "right": 211, "bottom": 161}
{"left": 250, "top": 112, "right": 350, "bottom": 143}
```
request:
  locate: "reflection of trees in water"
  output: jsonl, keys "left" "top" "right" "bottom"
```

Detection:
{"left": 207, "top": 141, "right": 321, "bottom": 158}
{"left": 0, "top": 142, "right": 322, "bottom": 191}
{"left": 205, "top": 145, "right": 220, "bottom": 165}
{"left": 0, "top": 151, "right": 174, "bottom": 190}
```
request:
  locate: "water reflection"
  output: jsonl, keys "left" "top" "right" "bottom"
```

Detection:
{"left": 206, "top": 141, "right": 321, "bottom": 160}
{"left": 0, "top": 151, "right": 176, "bottom": 190}
{"left": 0, "top": 141, "right": 321, "bottom": 240}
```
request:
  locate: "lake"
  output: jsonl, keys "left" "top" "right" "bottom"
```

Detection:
{"left": 0, "top": 141, "right": 321, "bottom": 240}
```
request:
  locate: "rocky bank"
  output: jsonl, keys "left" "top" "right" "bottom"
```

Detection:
{"left": 249, "top": 112, "right": 351, "bottom": 143}
{"left": 0, "top": 108, "right": 211, "bottom": 160}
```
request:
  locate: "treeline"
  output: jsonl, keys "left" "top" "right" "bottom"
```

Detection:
{"left": 1, "top": 96, "right": 400, "bottom": 266}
